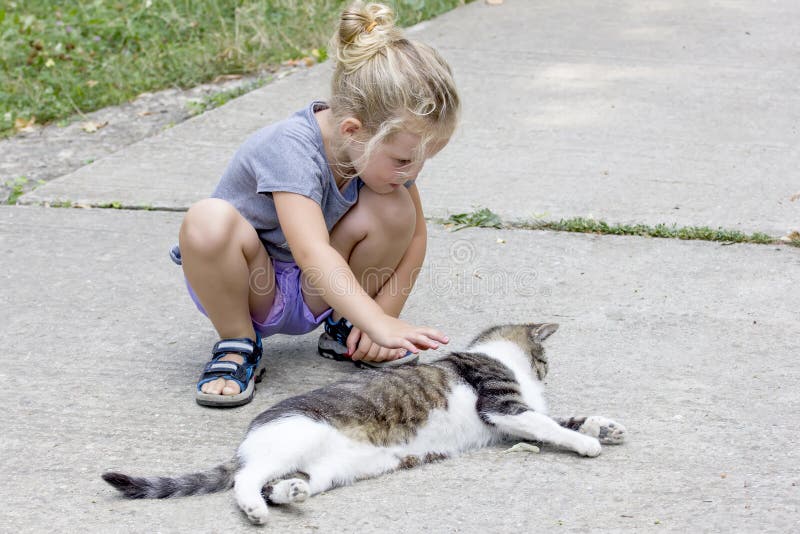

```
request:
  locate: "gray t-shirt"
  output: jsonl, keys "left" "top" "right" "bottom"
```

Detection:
{"left": 212, "top": 101, "right": 360, "bottom": 263}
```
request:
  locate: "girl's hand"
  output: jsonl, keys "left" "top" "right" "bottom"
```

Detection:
{"left": 364, "top": 315, "right": 449, "bottom": 355}
{"left": 346, "top": 327, "right": 408, "bottom": 362}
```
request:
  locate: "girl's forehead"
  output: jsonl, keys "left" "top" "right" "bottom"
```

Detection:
{"left": 383, "top": 131, "right": 422, "bottom": 152}
{"left": 382, "top": 131, "right": 449, "bottom": 157}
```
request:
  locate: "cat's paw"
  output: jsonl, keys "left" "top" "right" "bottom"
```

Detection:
{"left": 266, "top": 478, "right": 310, "bottom": 504}
{"left": 577, "top": 436, "right": 602, "bottom": 457}
{"left": 578, "top": 416, "right": 627, "bottom": 445}
{"left": 238, "top": 500, "right": 269, "bottom": 525}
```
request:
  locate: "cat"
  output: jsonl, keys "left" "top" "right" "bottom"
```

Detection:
{"left": 102, "top": 322, "right": 626, "bottom": 525}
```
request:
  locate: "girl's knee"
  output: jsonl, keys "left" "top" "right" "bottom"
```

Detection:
{"left": 359, "top": 186, "right": 416, "bottom": 239}
{"left": 180, "top": 198, "right": 247, "bottom": 256}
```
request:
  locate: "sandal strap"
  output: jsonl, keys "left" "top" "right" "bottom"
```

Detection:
{"left": 197, "top": 335, "right": 263, "bottom": 392}
{"left": 323, "top": 316, "right": 353, "bottom": 346}
{"left": 212, "top": 336, "right": 262, "bottom": 364}
{"left": 200, "top": 360, "right": 250, "bottom": 386}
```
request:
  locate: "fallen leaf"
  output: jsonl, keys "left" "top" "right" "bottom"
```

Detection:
{"left": 790, "top": 192, "right": 800, "bottom": 202}
{"left": 87, "top": 80, "right": 98, "bottom": 87}
{"left": 779, "top": 230, "right": 800, "bottom": 243}
{"left": 303, "top": 57, "right": 315, "bottom": 67}
{"left": 503, "top": 442, "right": 540, "bottom": 454}
{"left": 496, "top": 238, "right": 506, "bottom": 244}
{"left": 486, "top": 0, "right": 504, "bottom": 4}
{"left": 81, "top": 120, "right": 108, "bottom": 133}
{"left": 14, "top": 116, "right": 37, "bottom": 132}
{"left": 45, "top": 58, "right": 55, "bottom": 67}
{"left": 212, "top": 74, "right": 243, "bottom": 83}
{"left": 137, "top": 110, "right": 154, "bottom": 117}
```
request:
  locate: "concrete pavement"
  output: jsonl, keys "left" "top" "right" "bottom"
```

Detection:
{"left": 19, "top": 0, "right": 800, "bottom": 235}
{"left": 3, "top": 1, "right": 799, "bottom": 532}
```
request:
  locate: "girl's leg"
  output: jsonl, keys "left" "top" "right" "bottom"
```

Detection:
{"left": 179, "top": 198, "right": 277, "bottom": 396}
{"left": 302, "top": 186, "right": 416, "bottom": 318}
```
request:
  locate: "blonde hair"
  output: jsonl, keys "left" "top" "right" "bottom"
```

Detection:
{"left": 329, "top": 1, "right": 460, "bottom": 171}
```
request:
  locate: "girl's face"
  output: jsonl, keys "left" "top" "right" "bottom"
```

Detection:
{"left": 348, "top": 130, "right": 448, "bottom": 194}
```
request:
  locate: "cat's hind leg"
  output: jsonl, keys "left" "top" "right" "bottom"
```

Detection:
{"left": 553, "top": 416, "right": 627, "bottom": 445}
{"left": 264, "top": 477, "right": 310, "bottom": 504}
{"left": 235, "top": 466, "right": 274, "bottom": 525}
{"left": 234, "top": 416, "right": 330, "bottom": 524}
{"left": 487, "top": 410, "right": 602, "bottom": 457}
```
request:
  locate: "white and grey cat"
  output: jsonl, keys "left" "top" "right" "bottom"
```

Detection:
{"left": 103, "top": 323, "right": 626, "bottom": 525}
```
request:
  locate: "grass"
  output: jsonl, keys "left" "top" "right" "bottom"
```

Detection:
{"left": 4, "top": 176, "right": 29, "bottom": 204}
{"left": 444, "top": 208, "right": 790, "bottom": 246}
{"left": 0, "top": 0, "right": 469, "bottom": 137}
{"left": 186, "top": 76, "right": 272, "bottom": 116}
{"left": 446, "top": 207, "right": 503, "bottom": 230}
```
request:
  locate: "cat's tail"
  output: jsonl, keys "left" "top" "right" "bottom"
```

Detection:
{"left": 101, "top": 457, "right": 239, "bottom": 499}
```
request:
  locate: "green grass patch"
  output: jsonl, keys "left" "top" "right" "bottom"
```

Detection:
{"left": 446, "top": 207, "right": 503, "bottom": 230}
{"left": 4, "top": 176, "right": 29, "bottom": 204}
{"left": 519, "top": 217, "right": 776, "bottom": 245}
{"left": 443, "top": 208, "right": 782, "bottom": 246}
{"left": 1, "top": 0, "right": 470, "bottom": 136}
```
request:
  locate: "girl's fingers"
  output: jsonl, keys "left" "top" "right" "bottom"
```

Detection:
{"left": 422, "top": 329, "right": 449, "bottom": 344}
{"left": 346, "top": 327, "right": 362, "bottom": 356}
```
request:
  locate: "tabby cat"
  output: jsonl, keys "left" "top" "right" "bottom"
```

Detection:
{"left": 103, "top": 323, "right": 626, "bottom": 525}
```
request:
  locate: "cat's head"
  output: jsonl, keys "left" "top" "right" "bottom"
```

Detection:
{"left": 468, "top": 323, "right": 559, "bottom": 380}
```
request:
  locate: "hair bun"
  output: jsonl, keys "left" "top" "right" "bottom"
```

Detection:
{"left": 334, "top": 1, "right": 403, "bottom": 74}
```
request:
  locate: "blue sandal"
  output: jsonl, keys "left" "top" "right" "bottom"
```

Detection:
{"left": 195, "top": 334, "right": 265, "bottom": 407}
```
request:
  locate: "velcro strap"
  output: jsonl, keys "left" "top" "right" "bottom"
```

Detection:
{"left": 213, "top": 339, "right": 255, "bottom": 356}
{"left": 202, "top": 361, "right": 248, "bottom": 383}
{"left": 206, "top": 361, "right": 239, "bottom": 373}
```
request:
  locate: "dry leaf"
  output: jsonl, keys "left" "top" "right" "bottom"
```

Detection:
{"left": 486, "top": 0, "right": 504, "bottom": 4}
{"left": 496, "top": 238, "right": 506, "bottom": 244}
{"left": 14, "top": 116, "right": 37, "bottom": 132}
{"left": 790, "top": 192, "right": 800, "bottom": 202}
{"left": 779, "top": 230, "right": 800, "bottom": 243}
{"left": 137, "top": 110, "right": 154, "bottom": 117}
{"left": 503, "top": 442, "right": 540, "bottom": 453}
{"left": 303, "top": 57, "right": 315, "bottom": 67}
{"left": 81, "top": 120, "right": 108, "bottom": 133}
{"left": 86, "top": 80, "right": 98, "bottom": 87}
{"left": 212, "top": 74, "right": 243, "bottom": 83}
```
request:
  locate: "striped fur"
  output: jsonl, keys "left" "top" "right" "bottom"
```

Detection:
{"left": 102, "top": 458, "right": 238, "bottom": 499}
{"left": 101, "top": 322, "right": 627, "bottom": 524}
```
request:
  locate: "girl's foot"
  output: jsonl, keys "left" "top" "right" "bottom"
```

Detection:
{"left": 196, "top": 336, "right": 265, "bottom": 407}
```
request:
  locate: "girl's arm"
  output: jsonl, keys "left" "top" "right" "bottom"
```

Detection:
{"left": 273, "top": 191, "right": 446, "bottom": 353}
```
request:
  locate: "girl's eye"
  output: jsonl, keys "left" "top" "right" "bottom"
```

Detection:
{"left": 396, "top": 159, "right": 411, "bottom": 166}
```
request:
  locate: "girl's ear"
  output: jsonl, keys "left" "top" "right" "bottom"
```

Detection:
{"left": 339, "top": 117, "right": 363, "bottom": 138}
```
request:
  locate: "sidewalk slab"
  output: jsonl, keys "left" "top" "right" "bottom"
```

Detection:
{"left": 18, "top": 1, "right": 800, "bottom": 235}
{"left": 2, "top": 205, "right": 798, "bottom": 532}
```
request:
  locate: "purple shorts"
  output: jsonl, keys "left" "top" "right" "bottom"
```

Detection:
{"left": 186, "top": 259, "right": 332, "bottom": 337}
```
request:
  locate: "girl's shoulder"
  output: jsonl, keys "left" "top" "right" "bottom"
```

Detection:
{"left": 240, "top": 101, "right": 324, "bottom": 156}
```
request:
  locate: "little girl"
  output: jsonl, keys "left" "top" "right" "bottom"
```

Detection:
{"left": 174, "top": 1, "right": 460, "bottom": 407}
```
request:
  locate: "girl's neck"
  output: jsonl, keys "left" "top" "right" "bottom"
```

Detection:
{"left": 314, "top": 108, "right": 354, "bottom": 192}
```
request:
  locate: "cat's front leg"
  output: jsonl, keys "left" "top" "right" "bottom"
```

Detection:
{"left": 487, "top": 410, "right": 601, "bottom": 457}
{"left": 553, "top": 416, "right": 627, "bottom": 445}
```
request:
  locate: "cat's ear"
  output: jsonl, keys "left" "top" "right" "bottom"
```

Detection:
{"left": 532, "top": 323, "right": 559, "bottom": 342}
